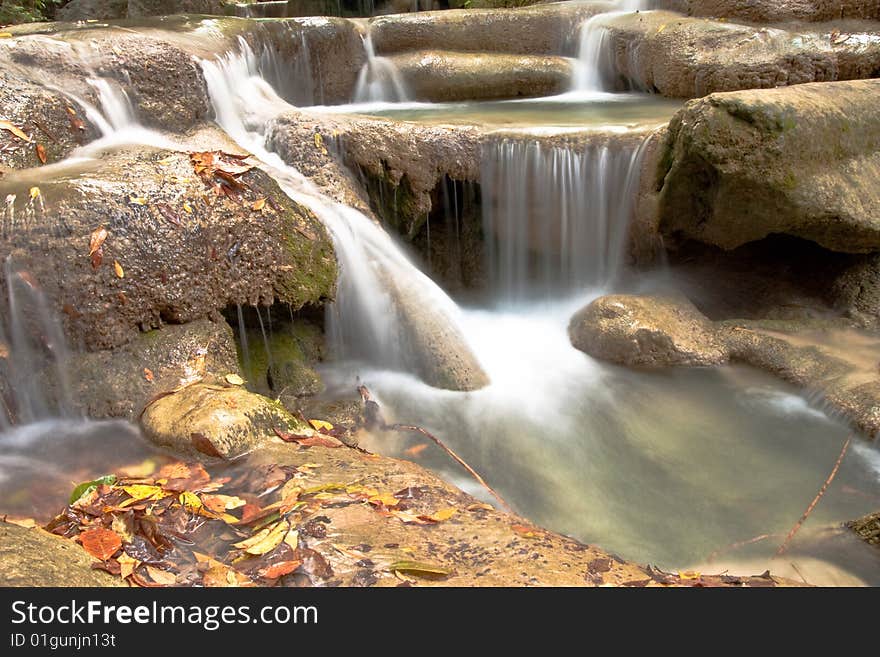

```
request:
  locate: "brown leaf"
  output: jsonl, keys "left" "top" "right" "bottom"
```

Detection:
{"left": 91, "top": 559, "right": 121, "bottom": 576}
{"left": 512, "top": 524, "right": 541, "bottom": 538}
{"left": 90, "top": 247, "right": 103, "bottom": 269}
{"left": 156, "top": 202, "right": 182, "bottom": 227}
{"left": 89, "top": 226, "right": 108, "bottom": 256}
{"left": 35, "top": 143, "right": 47, "bottom": 164}
{"left": 0, "top": 119, "right": 30, "bottom": 142}
{"left": 79, "top": 527, "right": 122, "bottom": 561}
{"left": 160, "top": 462, "right": 212, "bottom": 493}
{"left": 190, "top": 432, "right": 223, "bottom": 458}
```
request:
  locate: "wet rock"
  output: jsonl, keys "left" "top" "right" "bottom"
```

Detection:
{"left": 127, "top": 0, "right": 232, "bottom": 17}
{"left": 0, "top": 27, "right": 213, "bottom": 137}
{"left": 657, "top": 79, "right": 880, "bottom": 253}
{"left": 830, "top": 254, "right": 880, "bottom": 326}
{"left": 140, "top": 382, "right": 308, "bottom": 458}
{"left": 0, "top": 68, "right": 99, "bottom": 170}
{"left": 0, "top": 522, "right": 124, "bottom": 586}
{"left": 656, "top": 0, "right": 880, "bottom": 23}
{"left": 71, "top": 318, "right": 241, "bottom": 420}
{"left": 388, "top": 51, "right": 573, "bottom": 102}
{"left": 569, "top": 294, "right": 729, "bottom": 367}
{"left": 599, "top": 10, "right": 880, "bottom": 98}
{"left": 0, "top": 145, "right": 336, "bottom": 352}
{"left": 368, "top": 3, "right": 603, "bottom": 56}
{"left": 847, "top": 510, "right": 880, "bottom": 547}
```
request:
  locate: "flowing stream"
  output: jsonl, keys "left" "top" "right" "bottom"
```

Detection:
{"left": 2, "top": 6, "right": 880, "bottom": 582}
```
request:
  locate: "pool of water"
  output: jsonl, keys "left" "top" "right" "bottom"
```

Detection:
{"left": 319, "top": 296, "right": 880, "bottom": 583}
{"left": 322, "top": 92, "right": 683, "bottom": 131}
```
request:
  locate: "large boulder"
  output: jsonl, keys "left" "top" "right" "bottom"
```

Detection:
{"left": 0, "top": 144, "right": 336, "bottom": 352}
{"left": 140, "top": 382, "right": 308, "bottom": 458}
{"left": 0, "top": 522, "right": 124, "bottom": 586}
{"left": 388, "top": 51, "right": 573, "bottom": 102}
{"left": 56, "top": 0, "right": 129, "bottom": 20}
{"left": 657, "top": 80, "right": 880, "bottom": 253}
{"left": 568, "top": 294, "right": 729, "bottom": 367}
{"left": 656, "top": 0, "right": 880, "bottom": 22}
{"left": 598, "top": 10, "right": 880, "bottom": 98}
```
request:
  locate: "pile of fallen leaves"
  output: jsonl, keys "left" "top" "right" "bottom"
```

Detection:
{"left": 43, "top": 453, "right": 465, "bottom": 587}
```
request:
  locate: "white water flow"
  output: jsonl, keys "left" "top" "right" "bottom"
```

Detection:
{"left": 353, "top": 32, "right": 410, "bottom": 103}
{"left": 482, "top": 136, "right": 648, "bottom": 300}
{"left": 572, "top": 0, "right": 652, "bottom": 92}
{"left": 201, "top": 45, "right": 470, "bottom": 377}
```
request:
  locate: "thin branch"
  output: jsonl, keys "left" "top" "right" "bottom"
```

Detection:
{"left": 776, "top": 436, "right": 851, "bottom": 556}
{"left": 358, "top": 385, "right": 514, "bottom": 514}
{"left": 706, "top": 532, "right": 780, "bottom": 564}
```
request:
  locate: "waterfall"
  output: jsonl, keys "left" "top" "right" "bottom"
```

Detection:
{"left": 353, "top": 33, "right": 409, "bottom": 103}
{"left": 247, "top": 28, "right": 317, "bottom": 107}
{"left": 0, "top": 258, "right": 76, "bottom": 430}
{"left": 572, "top": 0, "right": 652, "bottom": 92}
{"left": 200, "top": 47, "right": 484, "bottom": 388}
{"left": 481, "top": 136, "right": 648, "bottom": 301}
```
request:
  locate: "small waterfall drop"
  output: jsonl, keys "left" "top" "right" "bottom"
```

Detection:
{"left": 353, "top": 32, "right": 409, "bottom": 103}
{"left": 572, "top": 0, "right": 652, "bottom": 92}
{"left": 481, "top": 135, "right": 648, "bottom": 301}
{"left": 200, "top": 47, "right": 484, "bottom": 387}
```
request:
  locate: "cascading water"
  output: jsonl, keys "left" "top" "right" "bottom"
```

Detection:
{"left": 572, "top": 0, "right": 653, "bottom": 92}
{"left": 481, "top": 135, "right": 648, "bottom": 300}
{"left": 200, "top": 46, "right": 481, "bottom": 386}
{"left": 353, "top": 32, "right": 410, "bottom": 103}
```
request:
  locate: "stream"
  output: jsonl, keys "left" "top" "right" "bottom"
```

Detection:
{"left": 2, "top": 0, "right": 880, "bottom": 584}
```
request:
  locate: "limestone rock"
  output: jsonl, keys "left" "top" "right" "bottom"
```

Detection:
{"left": 140, "top": 383, "right": 308, "bottom": 458}
{"left": 657, "top": 79, "right": 880, "bottom": 253}
{"left": 656, "top": 0, "right": 880, "bottom": 23}
{"left": 569, "top": 294, "right": 729, "bottom": 367}
{"left": 0, "top": 522, "right": 123, "bottom": 587}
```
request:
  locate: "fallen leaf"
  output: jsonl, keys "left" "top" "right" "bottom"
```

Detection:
{"left": 388, "top": 509, "right": 434, "bottom": 525}
{"left": 367, "top": 492, "right": 400, "bottom": 508}
{"left": 233, "top": 519, "right": 290, "bottom": 555}
{"left": 225, "top": 373, "right": 244, "bottom": 386}
{"left": 512, "top": 524, "right": 541, "bottom": 539}
{"left": 296, "top": 434, "right": 344, "bottom": 448}
{"left": 5, "top": 517, "right": 36, "bottom": 529}
{"left": 88, "top": 226, "right": 108, "bottom": 259}
{"left": 190, "top": 432, "right": 223, "bottom": 458}
{"left": 146, "top": 565, "right": 177, "bottom": 586}
{"left": 29, "top": 186, "right": 40, "bottom": 200}
{"left": 182, "top": 201, "right": 193, "bottom": 214}
{"left": 313, "top": 133, "right": 328, "bottom": 155}
{"left": 122, "top": 485, "right": 166, "bottom": 503}
{"left": 178, "top": 491, "right": 202, "bottom": 510}
{"left": 118, "top": 553, "right": 138, "bottom": 579}
{"left": 679, "top": 570, "right": 702, "bottom": 580}
{"left": 0, "top": 119, "right": 30, "bottom": 142}
{"left": 143, "top": 368, "right": 154, "bottom": 382}
{"left": 111, "top": 514, "right": 134, "bottom": 543}
{"left": 466, "top": 502, "right": 494, "bottom": 512}
{"left": 389, "top": 560, "right": 451, "bottom": 579}
{"left": 129, "top": 196, "right": 147, "bottom": 205}
{"left": 425, "top": 507, "right": 457, "bottom": 522}
{"left": 35, "top": 143, "right": 46, "bottom": 164}
{"left": 260, "top": 560, "right": 302, "bottom": 579}
{"left": 200, "top": 493, "right": 246, "bottom": 514}
{"left": 79, "top": 527, "right": 122, "bottom": 561}
{"left": 283, "top": 529, "right": 299, "bottom": 551}
{"left": 70, "top": 475, "right": 117, "bottom": 504}
{"left": 251, "top": 197, "right": 266, "bottom": 211}
{"left": 113, "top": 260, "right": 124, "bottom": 278}
{"left": 308, "top": 419, "right": 333, "bottom": 432}
{"left": 404, "top": 443, "right": 429, "bottom": 457}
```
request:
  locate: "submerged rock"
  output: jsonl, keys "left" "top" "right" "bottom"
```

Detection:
{"left": 0, "top": 522, "right": 124, "bottom": 586}
{"left": 140, "top": 382, "right": 308, "bottom": 458}
{"left": 569, "top": 294, "right": 729, "bottom": 368}
{"left": 657, "top": 79, "right": 880, "bottom": 253}
{"left": 0, "top": 144, "right": 336, "bottom": 352}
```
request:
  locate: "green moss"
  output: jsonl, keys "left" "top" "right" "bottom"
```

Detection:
{"left": 274, "top": 201, "right": 337, "bottom": 307}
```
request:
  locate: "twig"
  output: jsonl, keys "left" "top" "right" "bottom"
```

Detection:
{"left": 706, "top": 532, "right": 780, "bottom": 563}
{"left": 357, "top": 385, "right": 514, "bottom": 514}
{"left": 776, "top": 436, "right": 851, "bottom": 556}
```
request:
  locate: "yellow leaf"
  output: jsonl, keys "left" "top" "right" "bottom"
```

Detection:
{"left": 156, "top": 157, "right": 173, "bottom": 165}
{"left": 308, "top": 419, "right": 333, "bottom": 432}
{"left": 283, "top": 529, "right": 299, "bottom": 551}
{"left": 466, "top": 502, "right": 494, "bottom": 512}
{"left": 679, "top": 570, "right": 701, "bottom": 580}
{"left": 29, "top": 186, "right": 40, "bottom": 200}
{"left": 128, "top": 196, "right": 147, "bottom": 205}
{"left": 122, "top": 484, "right": 166, "bottom": 502}
{"left": 657, "top": 23, "right": 667, "bottom": 34}
{"left": 5, "top": 517, "right": 36, "bottom": 529}
{"left": 118, "top": 554, "right": 138, "bottom": 579}
{"left": 314, "top": 133, "right": 324, "bottom": 150}
{"left": 252, "top": 197, "right": 266, "bottom": 211}
{"left": 212, "top": 494, "right": 246, "bottom": 510}
{"left": 0, "top": 119, "right": 30, "bottom": 142}
{"left": 224, "top": 373, "right": 245, "bottom": 386}
{"left": 111, "top": 514, "right": 133, "bottom": 543}
{"left": 113, "top": 260, "right": 124, "bottom": 279}
{"left": 0, "top": 33, "right": 13, "bottom": 38}
{"left": 390, "top": 560, "right": 451, "bottom": 578}
{"left": 178, "top": 491, "right": 202, "bottom": 510}
{"left": 368, "top": 492, "right": 400, "bottom": 507}
{"left": 427, "top": 507, "right": 457, "bottom": 522}
{"left": 182, "top": 202, "right": 193, "bottom": 214}
{"left": 233, "top": 519, "right": 289, "bottom": 555}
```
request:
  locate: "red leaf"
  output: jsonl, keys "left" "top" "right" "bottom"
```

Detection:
{"left": 190, "top": 432, "right": 223, "bottom": 458}
{"left": 260, "top": 560, "right": 302, "bottom": 580}
{"left": 35, "top": 143, "right": 47, "bottom": 164}
{"left": 79, "top": 527, "right": 122, "bottom": 561}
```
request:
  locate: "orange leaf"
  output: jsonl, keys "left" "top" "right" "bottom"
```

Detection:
{"left": 89, "top": 226, "right": 108, "bottom": 256}
{"left": 143, "top": 368, "right": 154, "bottom": 382}
{"left": 79, "top": 527, "right": 122, "bottom": 561}
{"left": 260, "top": 560, "right": 302, "bottom": 579}
{"left": 35, "top": 143, "right": 47, "bottom": 164}
{"left": 404, "top": 443, "right": 428, "bottom": 457}
{"left": 512, "top": 524, "right": 541, "bottom": 538}
{"left": 252, "top": 197, "right": 266, "bottom": 211}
